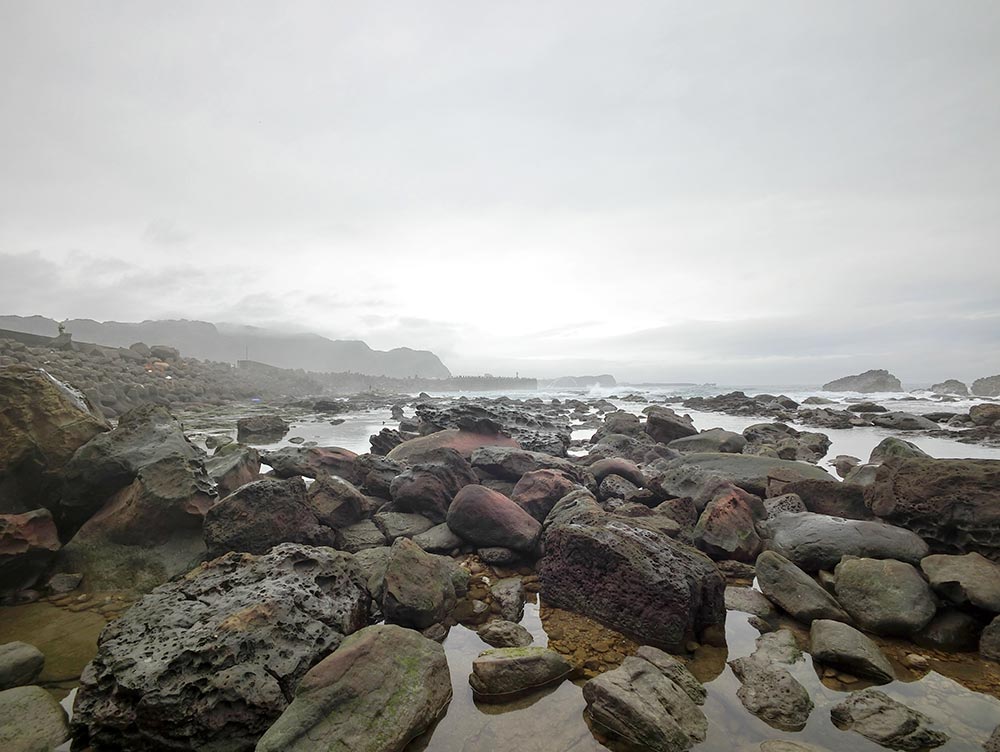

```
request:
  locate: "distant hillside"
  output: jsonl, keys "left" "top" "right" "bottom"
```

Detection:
{"left": 0, "top": 315, "right": 452, "bottom": 379}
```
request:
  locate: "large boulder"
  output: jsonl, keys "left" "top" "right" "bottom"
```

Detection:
{"left": 765, "top": 512, "right": 929, "bottom": 572}
{"left": 755, "top": 551, "right": 851, "bottom": 625}
{"left": 380, "top": 537, "right": 458, "bottom": 629}
{"left": 255, "top": 624, "right": 451, "bottom": 752}
{"left": 205, "top": 443, "right": 261, "bottom": 497}
{"left": 865, "top": 457, "right": 1000, "bottom": 561}
{"left": 644, "top": 406, "right": 698, "bottom": 444}
{"left": 834, "top": 558, "right": 936, "bottom": 637}
{"left": 540, "top": 511, "right": 725, "bottom": 651}
{"left": 779, "top": 479, "right": 870, "bottom": 520}
{"left": 511, "top": 469, "right": 579, "bottom": 522}
{"left": 60, "top": 404, "right": 200, "bottom": 532}
{"left": 388, "top": 448, "right": 477, "bottom": 523}
{"left": 583, "top": 649, "right": 706, "bottom": 752}
{"left": 469, "top": 646, "right": 574, "bottom": 701}
{"left": 0, "top": 366, "right": 108, "bottom": 520}
{"left": 477, "top": 620, "right": 533, "bottom": 648}
{"left": 305, "top": 474, "right": 365, "bottom": 529}
{"left": 0, "top": 641, "right": 45, "bottom": 690}
{"left": 971, "top": 403, "right": 1000, "bottom": 427}
{"left": 587, "top": 457, "right": 647, "bottom": 486}
{"left": 469, "top": 446, "right": 586, "bottom": 483}
{"left": 692, "top": 485, "right": 766, "bottom": 562}
{"left": 868, "top": 437, "right": 929, "bottom": 464}
{"left": 809, "top": 619, "right": 894, "bottom": 684}
{"left": 972, "top": 375, "right": 1000, "bottom": 397}
{"left": 203, "top": 476, "right": 336, "bottom": 558}
{"left": 830, "top": 689, "right": 948, "bottom": 750}
{"left": 72, "top": 544, "right": 370, "bottom": 752}
{"left": 262, "top": 446, "right": 359, "bottom": 483}
{"left": 0, "top": 685, "right": 70, "bottom": 752}
{"left": 668, "top": 428, "right": 746, "bottom": 455}
{"left": 742, "top": 423, "right": 830, "bottom": 464}
{"left": 58, "top": 455, "right": 216, "bottom": 592}
{"left": 870, "top": 412, "right": 938, "bottom": 431}
{"left": 0, "top": 508, "right": 61, "bottom": 595}
{"left": 822, "top": 369, "right": 902, "bottom": 393}
{"left": 656, "top": 453, "right": 831, "bottom": 499}
{"left": 386, "top": 429, "right": 519, "bottom": 463}
{"left": 728, "top": 630, "right": 813, "bottom": 731}
{"left": 446, "top": 485, "right": 541, "bottom": 554}
{"left": 920, "top": 552, "right": 1000, "bottom": 613}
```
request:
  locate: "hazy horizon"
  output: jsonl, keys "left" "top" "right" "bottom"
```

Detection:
{"left": 2, "top": 2, "right": 999, "bottom": 383}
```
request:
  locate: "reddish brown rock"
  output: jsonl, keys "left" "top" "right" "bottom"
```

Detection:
{"left": 0, "top": 508, "right": 61, "bottom": 595}
{"left": 587, "top": 458, "right": 646, "bottom": 487}
{"left": 387, "top": 429, "right": 519, "bottom": 463}
{"left": 693, "top": 485, "right": 766, "bottom": 562}
{"left": 263, "top": 446, "right": 360, "bottom": 483}
{"left": 447, "top": 485, "right": 541, "bottom": 554}
{"left": 511, "top": 469, "right": 578, "bottom": 522}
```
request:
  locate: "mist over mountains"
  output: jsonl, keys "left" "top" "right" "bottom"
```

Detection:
{"left": 0, "top": 315, "right": 452, "bottom": 379}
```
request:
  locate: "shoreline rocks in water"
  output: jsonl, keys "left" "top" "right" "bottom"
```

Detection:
{"left": 822, "top": 369, "right": 903, "bottom": 393}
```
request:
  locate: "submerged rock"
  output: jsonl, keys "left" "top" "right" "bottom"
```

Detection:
{"left": 809, "top": 619, "right": 894, "bottom": 684}
{"left": 0, "top": 684, "right": 70, "bottom": 752}
{"left": 540, "top": 511, "right": 724, "bottom": 651}
{"left": 830, "top": 689, "right": 948, "bottom": 750}
{"left": 71, "top": 544, "right": 370, "bottom": 752}
{"left": 728, "top": 631, "right": 813, "bottom": 731}
{"left": 583, "top": 650, "right": 706, "bottom": 752}
{"left": 477, "top": 620, "right": 533, "bottom": 648}
{"left": 469, "top": 646, "right": 573, "bottom": 701}
{"left": 255, "top": 624, "right": 451, "bottom": 752}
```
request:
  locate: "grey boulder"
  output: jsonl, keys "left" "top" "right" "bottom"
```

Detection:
{"left": 809, "top": 619, "right": 893, "bottom": 683}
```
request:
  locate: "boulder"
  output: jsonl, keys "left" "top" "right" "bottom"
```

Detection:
{"left": 724, "top": 587, "right": 778, "bottom": 623}
{"left": 490, "top": 576, "right": 525, "bottom": 623}
{"left": 263, "top": 446, "right": 359, "bottom": 483}
{"left": 763, "top": 493, "right": 807, "bottom": 520}
{"left": 386, "top": 429, "right": 519, "bottom": 463}
{"left": 412, "top": 523, "right": 464, "bottom": 553}
{"left": 0, "top": 508, "right": 61, "bottom": 596}
{"left": 728, "top": 630, "right": 813, "bottom": 731}
{"left": 868, "top": 437, "right": 929, "bottom": 464}
{"left": 446, "top": 485, "right": 541, "bottom": 553}
{"left": 59, "top": 455, "right": 216, "bottom": 592}
{"left": 235, "top": 414, "right": 288, "bottom": 442}
{"left": 337, "top": 520, "right": 388, "bottom": 553}
{"left": 373, "top": 511, "right": 434, "bottom": 542}
{"left": 511, "top": 469, "right": 579, "bottom": 521}
{"left": 830, "top": 689, "right": 948, "bottom": 750}
{"left": 920, "top": 552, "right": 1000, "bottom": 613}
{"left": 203, "top": 476, "right": 335, "bottom": 558}
{"left": 255, "top": 624, "right": 451, "bottom": 752}
{"left": 477, "top": 620, "right": 533, "bottom": 648}
{"left": 822, "top": 370, "right": 902, "bottom": 393}
{"left": 72, "top": 544, "right": 370, "bottom": 752}
{"left": 0, "top": 685, "right": 70, "bottom": 752}
{"left": 865, "top": 457, "right": 1000, "bottom": 561}
{"left": 587, "top": 457, "right": 646, "bottom": 486}
{"left": 765, "top": 512, "right": 929, "bottom": 572}
{"left": 583, "top": 652, "right": 706, "bottom": 752}
{"left": 355, "top": 454, "right": 405, "bottom": 498}
{"left": 929, "top": 379, "right": 969, "bottom": 396}
{"left": 870, "top": 412, "right": 938, "bottom": 431}
{"left": 742, "top": 423, "right": 831, "bottom": 464}
{"left": 809, "top": 619, "right": 893, "bottom": 683}
{"left": 981, "top": 616, "right": 1000, "bottom": 661}
{"left": 469, "top": 646, "right": 574, "bottom": 701}
{"left": 0, "top": 366, "right": 108, "bottom": 520}
{"left": 644, "top": 406, "right": 698, "bottom": 444}
{"left": 387, "top": 448, "right": 477, "bottom": 522}
{"left": 693, "top": 485, "right": 766, "bottom": 562}
{"left": 755, "top": 551, "right": 851, "bottom": 625}
{"left": 657, "top": 453, "right": 831, "bottom": 499}
{"left": 0, "top": 641, "right": 44, "bottom": 690}
{"left": 780, "top": 479, "right": 870, "bottom": 520}
{"left": 306, "top": 474, "right": 365, "bottom": 529}
{"left": 540, "top": 511, "right": 725, "bottom": 651}
{"left": 205, "top": 443, "right": 261, "bottom": 497}
{"left": 668, "top": 428, "right": 747, "bottom": 455}
{"left": 971, "top": 403, "right": 1000, "bottom": 427}
{"left": 598, "top": 474, "right": 640, "bottom": 502}
{"left": 380, "top": 537, "right": 457, "bottom": 629}
{"left": 469, "top": 446, "right": 585, "bottom": 483}
{"left": 834, "top": 558, "right": 936, "bottom": 637}
{"left": 914, "top": 608, "right": 983, "bottom": 652}
{"left": 972, "top": 375, "right": 1000, "bottom": 397}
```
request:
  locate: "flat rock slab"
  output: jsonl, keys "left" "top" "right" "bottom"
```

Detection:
{"left": 830, "top": 689, "right": 948, "bottom": 750}
{"left": 256, "top": 624, "right": 452, "bottom": 752}
{"left": 469, "top": 646, "right": 574, "bottom": 701}
{"left": 809, "top": 619, "right": 894, "bottom": 684}
{"left": 920, "top": 552, "right": 1000, "bottom": 613}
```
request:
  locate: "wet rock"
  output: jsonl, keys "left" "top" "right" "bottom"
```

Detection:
{"left": 693, "top": 485, "right": 766, "bottom": 562}
{"left": 970, "top": 403, "right": 1000, "bottom": 427}
{"left": 387, "top": 428, "right": 520, "bottom": 463}
{"left": 470, "top": 446, "right": 586, "bottom": 484}
{"left": 809, "top": 619, "right": 894, "bottom": 683}
{"left": 0, "top": 508, "right": 61, "bottom": 596}
{"left": 306, "top": 473, "right": 365, "bottom": 528}
{"left": 598, "top": 474, "right": 640, "bottom": 502}
{"left": 843, "top": 463, "right": 879, "bottom": 487}
{"left": 668, "top": 428, "right": 747, "bottom": 454}
{"left": 412, "top": 523, "right": 464, "bottom": 553}
{"left": 388, "top": 448, "right": 478, "bottom": 523}
{"left": 822, "top": 369, "right": 902, "bottom": 393}
{"left": 373, "top": 511, "right": 434, "bottom": 542}
{"left": 540, "top": 511, "right": 725, "bottom": 651}
{"left": 657, "top": 453, "right": 831, "bottom": 500}
{"left": 986, "top": 724, "right": 1000, "bottom": 752}
{"left": 380, "top": 537, "right": 458, "bottom": 629}
{"left": 543, "top": 489, "right": 603, "bottom": 531}
{"left": 765, "top": 512, "right": 929, "bottom": 572}
{"left": 0, "top": 641, "right": 44, "bottom": 690}
{"left": 755, "top": 551, "right": 851, "bottom": 625}
{"left": 846, "top": 401, "right": 888, "bottom": 413}
{"left": 868, "top": 437, "right": 929, "bottom": 464}
{"left": 930, "top": 379, "right": 969, "bottom": 396}
{"left": 447, "top": 485, "right": 541, "bottom": 554}
{"left": 867, "top": 457, "right": 1000, "bottom": 561}
{"left": 469, "top": 646, "right": 574, "bottom": 701}
{"left": 920, "top": 552, "right": 1000, "bottom": 613}
{"left": 763, "top": 493, "right": 807, "bottom": 520}
{"left": 60, "top": 454, "right": 216, "bottom": 592}
{"left": 644, "top": 406, "right": 698, "bottom": 445}
{"left": 477, "top": 620, "right": 533, "bottom": 648}
{"left": 0, "top": 684, "right": 70, "bottom": 752}
{"left": 490, "top": 576, "right": 525, "bottom": 623}
{"left": 263, "top": 445, "right": 359, "bottom": 482}
{"left": 870, "top": 412, "right": 938, "bottom": 431}
{"left": 780, "top": 479, "right": 870, "bottom": 521}
{"left": 728, "top": 631, "right": 812, "bottom": 731}
{"left": 478, "top": 546, "right": 521, "bottom": 566}
{"left": 0, "top": 366, "right": 108, "bottom": 521}
{"left": 830, "top": 689, "right": 948, "bottom": 750}
{"left": 355, "top": 454, "right": 405, "bottom": 498}
{"left": 236, "top": 414, "right": 288, "bottom": 442}
{"left": 833, "top": 455, "right": 861, "bottom": 478}
{"left": 725, "top": 586, "right": 778, "bottom": 623}
{"left": 981, "top": 616, "right": 1000, "bottom": 661}
{"left": 583, "top": 652, "right": 706, "bottom": 752}
{"left": 205, "top": 443, "right": 261, "bottom": 496}
{"left": 72, "top": 544, "right": 370, "bottom": 752}
{"left": 834, "top": 558, "right": 936, "bottom": 637}
{"left": 255, "top": 624, "right": 451, "bottom": 752}
{"left": 914, "top": 608, "right": 983, "bottom": 652}
{"left": 742, "top": 423, "right": 831, "bottom": 464}
{"left": 337, "top": 520, "right": 388, "bottom": 553}
{"left": 45, "top": 571, "right": 82, "bottom": 593}
{"left": 511, "top": 469, "right": 579, "bottom": 521}
{"left": 635, "top": 645, "right": 707, "bottom": 705}
{"left": 204, "top": 476, "right": 335, "bottom": 558}
{"left": 587, "top": 457, "right": 646, "bottom": 486}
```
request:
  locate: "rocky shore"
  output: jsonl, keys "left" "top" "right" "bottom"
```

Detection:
{"left": 2, "top": 364, "right": 1000, "bottom": 751}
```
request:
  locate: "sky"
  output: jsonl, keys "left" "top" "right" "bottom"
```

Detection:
{"left": 1, "top": 1, "right": 998, "bottom": 384}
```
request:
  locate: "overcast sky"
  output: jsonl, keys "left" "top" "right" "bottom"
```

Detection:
{"left": 1, "top": 1, "right": 998, "bottom": 383}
